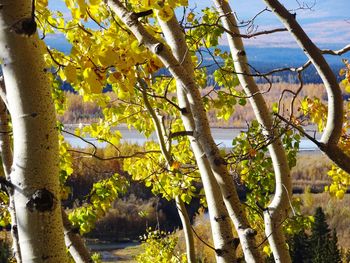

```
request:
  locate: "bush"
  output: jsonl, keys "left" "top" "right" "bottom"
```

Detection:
{"left": 136, "top": 228, "right": 186, "bottom": 263}
{"left": 0, "top": 238, "right": 10, "bottom": 263}
{"left": 89, "top": 195, "right": 168, "bottom": 241}
{"left": 176, "top": 208, "right": 216, "bottom": 262}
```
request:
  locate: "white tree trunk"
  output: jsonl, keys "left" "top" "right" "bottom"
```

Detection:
{"left": 0, "top": 0, "right": 68, "bottom": 261}
{"left": 175, "top": 196, "right": 196, "bottom": 263}
{"left": 261, "top": 0, "right": 350, "bottom": 176}
{"left": 261, "top": 0, "right": 343, "bottom": 146}
{"left": 62, "top": 209, "right": 92, "bottom": 263}
{"left": 1, "top": 78, "right": 92, "bottom": 263}
{"left": 0, "top": 78, "right": 21, "bottom": 262}
{"left": 140, "top": 82, "right": 197, "bottom": 263}
{"left": 156, "top": 9, "right": 263, "bottom": 263}
{"left": 213, "top": 0, "right": 291, "bottom": 262}
{"left": 156, "top": 15, "right": 237, "bottom": 263}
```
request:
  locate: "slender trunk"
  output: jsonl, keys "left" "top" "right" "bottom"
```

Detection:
{"left": 141, "top": 78, "right": 238, "bottom": 262}
{"left": 213, "top": 1, "right": 291, "bottom": 262}
{"left": 62, "top": 209, "right": 93, "bottom": 263}
{"left": 261, "top": 0, "right": 350, "bottom": 176}
{"left": 261, "top": 0, "right": 343, "bottom": 146}
{"left": 190, "top": 147, "right": 237, "bottom": 263}
{"left": 0, "top": 1, "right": 68, "bottom": 261}
{"left": 140, "top": 81, "right": 197, "bottom": 262}
{"left": 141, "top": 73, "right": 236, "bottom": 262}
{"left": 155, "top": 14, "right": 238, "bottom": 262}
{"left": 157, "top": 11, "right": 258, "bottom": 263}
{"left": 175, "top": 196, "right": 196, "bottom": 263}
{"left": 0, "top": 79, "right": 21, "bottom": 263}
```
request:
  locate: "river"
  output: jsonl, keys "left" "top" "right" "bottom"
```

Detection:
{"left": 87, "top": 240, "right": 139, "bottom": 262}
{"left": 70, "top": 126, "right": 320, "bottom": 261}
{"left": 64, "top": 126, "right": 320, "bottom": 152}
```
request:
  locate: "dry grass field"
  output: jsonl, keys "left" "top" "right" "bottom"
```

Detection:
{"left": 300, "top": 193, "right": 350, "bottom": 249}
{"left": 292, "top": 152, "right": 332, "bottom": 192}
{"left": 59, "top": 83, "right": 327, "bottom": 128}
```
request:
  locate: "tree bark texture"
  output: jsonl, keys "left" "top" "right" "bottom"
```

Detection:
{"left": 140, "top": 81, "right": 197, "bottom": 263}
{"left": 0, "top": 0, "right": 68, "bottom": 261}
{"left": 213, "top": 0, "right": 292, "bottom": 262}
{"left": 62, "top": 209, "right": 93, "bottom": 263}
{"left": 155, "top": 15, "right": 238, "bottom": 263}
{"left": 261, "top": 0, "right": 350, "bottom": 175}
{"left": 0, "top": 78, "right": 22, "bottom": 262}
{"left": 107, "top": 2, "right": 240, "bottom": 261}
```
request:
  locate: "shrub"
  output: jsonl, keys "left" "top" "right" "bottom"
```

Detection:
{"left": 136, "top": 228, "right": 186, "bottom": 263}
{"left": 0, "top": 238, "right": 10, "bottom": 263}
{"left": 90, "top": 195, "right": 167, "bottom": 241}
{"left": 176, "top": 208, "right": 216, "bottom": 262}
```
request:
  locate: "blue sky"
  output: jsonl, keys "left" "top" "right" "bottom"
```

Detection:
{"left": 188, "top": 0, "right": 350, "bottom": 48}
{"left": 48, "top": 0, "right": 350, "bottom": 48}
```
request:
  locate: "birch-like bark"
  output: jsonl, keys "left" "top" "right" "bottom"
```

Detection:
{"left": 174, "top": 196, "right": 196, "bottom": 263}
{"left": 141, "top": 79, "right": 236, "bottom": 262}
{"left": 262, "top": 0, "right": 343, "bottom": 145}
{"left": 0, "top": 78, "right": 21, "bottom": 262}
{"left": 0, "top": 1, "right": 68, "bottom": 261}
{"left": 157, "top": 10, "right": 259, "bottom": 263}
{"left": 155, "top": 16, "right": 237, "bottom": 263}
{"left": 106, "top": 1, "right": 262, "bottom": 261}
{"left": 62, "top": 209, "right": 93, "bottom": 263}
{"left": 213, "top": 1, "right": 292, "bottom": 262}
{"left": 0, "top": 79, "right": 92, "bottom": 263}
{"left": 261, "top": 0, "right": 350, "bottom": 175}
{"left": 140, "top": 82, "right": 197, "bottom": 263}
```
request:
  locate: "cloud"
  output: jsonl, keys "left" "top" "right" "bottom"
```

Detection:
{"left": 222, "top": 19, "right": 350, "bottom": 48}
{"left": 303, "top": 20, "right": 350, "bottom": 45}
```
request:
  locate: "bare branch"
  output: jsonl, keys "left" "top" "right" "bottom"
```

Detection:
{"left": 321, "top": 44, "right": 350, "bottom": 56}
{"left": 68, "top": 148, "right": 160, "bottom": 161}
{"left": 262, "top": 0, "right": 343, "bottom": 146}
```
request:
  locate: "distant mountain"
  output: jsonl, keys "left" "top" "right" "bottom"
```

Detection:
{"left": 203, "top": 46, "right": 347, "bottom": 84}
{"left": 45, "top": 37, "right": 348, "bottom": 84}
{"left": 244, "top": 46, "right": 345, "bottom": 68}
{"left": 243, "top": 46, "right": 346, "bottom": 83}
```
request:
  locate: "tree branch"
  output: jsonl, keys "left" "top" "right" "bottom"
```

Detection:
{"left": 262, "top": 0, "right": 343, "bottom": 146}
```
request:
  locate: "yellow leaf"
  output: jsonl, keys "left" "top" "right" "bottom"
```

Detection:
{"left": 263, "top": 245, "right": 271, "bottom": 255}
{"left": 157, "top": 5, "right": 174, "bottom": 21}
{"left": 117, "top": 88, "right": 128, "bottom": 99}
{"left": 65, "top": 0, "right": 75, "bottom": 9}
{"left": 343, "top": 79, "right": 350, "bottom": 93}
{"left": 89, "top": 0, "right": 101, "bottom": 6}
{"left": 171, "top": 161, "right": 181, "bottom": 170}
{"left": 72, "top": 8, "right": 81, "bottom": 20}
{"left": 83, "top": 68, "right": 102, "bottom": 94}
{"left": 98, "top": 48, "right": 117, "bottom": 66}
{"left": 342, "top": 78, "right": 348, "bottom": 85}
{"left": 336, "top": 189, "right": 345, "bottom": 199}
{"left": 64, "top": 64, "right": 77, "bottom": 83}
{"left": 187, "top": 12, "right": 195, "bottom": 22}
{"left": 109, "top": 136, "right": 120, "bottom": 146}
{"left": 241, "top": 167, "right": 249, "bottom": 175}
{"left": 130, "top": 40, "right": 143, "bottom": 54}
{"left": 345, "top": 84, "right": 350, "bottom": 93}
{"left": 37, "top": 0, "right": 48, "bottom": 8}
{"left": 329, "top": 184, "right": 337, "bottom": 193}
